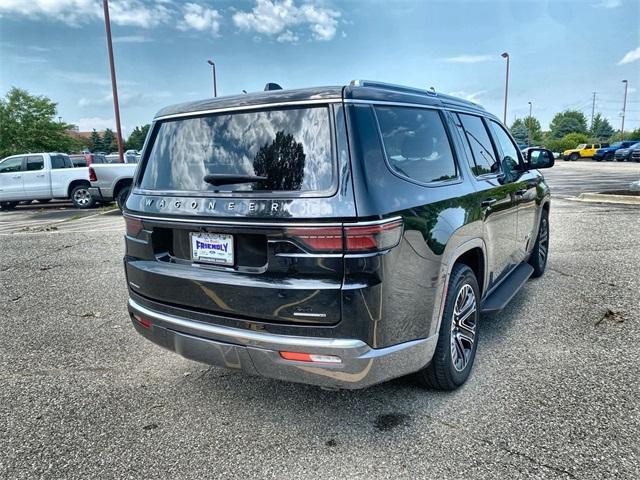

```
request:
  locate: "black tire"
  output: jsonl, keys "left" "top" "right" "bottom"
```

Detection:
{"left": 0, "top": 201, "right": 18, "bottom": 211}
{"left": 70, "top": 184, "right": 95, "bottom": 209}
{"left": 570, "top": 153, "right": 579, "bottom": 161}
{"left": 529, "top": 209, "right": 549, "bottom": 278}
{"left": 116, "top": 185, "right": 131, "bottom": 211}
{"left": 605, "top": 152, "right": 614, "bottom": 161}
{"left": 416, "top": 264, "right": 480, "bottom": 390}
{"left": 35, "top": 199, "right": 51, "bottom": 204}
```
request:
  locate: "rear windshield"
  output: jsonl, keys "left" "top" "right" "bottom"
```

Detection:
{"left": 139, "top": 106, "right": 334, "bottom": 193}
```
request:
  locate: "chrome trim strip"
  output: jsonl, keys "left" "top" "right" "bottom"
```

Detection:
{"left": 344, "top": 99, "right": 445, "bottom": 110}
{"left": 154, "top": 99, "right": 342, "bottom": 121}
{"left": 123, "top": 211, "right": 343, "bottom": 228}
{"left": 129, "top": 298, "right": 365, "bottom": 350}
{"left": 123, "top": 212, "right": 403, "bottom": 229}
{"left": 293, "top": 312, "right": 328, "bottom": 318}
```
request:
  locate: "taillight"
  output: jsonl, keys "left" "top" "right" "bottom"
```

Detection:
{"left": 284, "top": 218, "right": 403, "bottom": 253}
{"left": 283, "top": 226, "right": 343, "bottom": 253}
{"left": 344, "top": 218, "right": 404, "bottom": 252}
{"left": 125, "top": 216, "right": 143, "bottom": 237}
{"left": 88, "top": 167, "right": 97, "bottom": 182}
{"left": 132, "top": 313, "right": 152, "bottom": 329}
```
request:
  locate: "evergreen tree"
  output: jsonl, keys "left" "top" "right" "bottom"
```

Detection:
{"left": 590, "top": 113, "right": 615, "bottom": 140}
{"left": 89, "top": 129, "right": 102, "bottom": 152}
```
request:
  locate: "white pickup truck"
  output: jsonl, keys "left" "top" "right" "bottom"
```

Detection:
{"left": 0, "top": 152, "right": 95, "bottom": 210}
{"left": 88, "top": 162, "right": 138, "bottom": 211}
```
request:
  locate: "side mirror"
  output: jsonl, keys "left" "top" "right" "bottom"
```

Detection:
{"left": 526, "top": 148, "right": 555, "bottom": 169}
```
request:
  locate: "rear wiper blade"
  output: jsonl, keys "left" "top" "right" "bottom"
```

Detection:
{"left": 203, "top": 174, "right": 268, "bottom": 186}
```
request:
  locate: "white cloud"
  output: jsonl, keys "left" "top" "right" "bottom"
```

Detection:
{"left": 593, "top": 0, "right": 621, "bottom": 8}
{"left": 0, "top": 0, "right": 171, "bottom": 28}
{"left": 618, "top": 47, "right": 640, "bottom": 65}
{"left": 112, "top": 35, "right": 151, "bottom": 43}
{"left": 232, "top": 0, "right": 341, "bottom": 42}
{"left": 74, "top": 116, "right": 116, "bottom": 132}
{"left": 78, "top": 90, "right": 171, "bottom": 108}
{"left": 53, "top": 70, "right": 139, "bottom": 87}
{"left": 448, "top": 90, "right": 488, "bottom": 102}
{"left": 177, "top": 2, "right": 221, "bottom": 36}
{"left": 441, "top": 54, "right": 494, "bottom": 64}
{"left": 277, "top": 30, "right": 299, "bottom": 43}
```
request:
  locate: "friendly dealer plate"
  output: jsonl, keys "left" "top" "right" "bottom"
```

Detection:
{"left": 190, "top": 232, "right": 234, "bottom": 266}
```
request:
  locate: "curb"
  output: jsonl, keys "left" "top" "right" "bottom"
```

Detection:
{"left": 576, "top": 193, "right": 640, "bottom": 205}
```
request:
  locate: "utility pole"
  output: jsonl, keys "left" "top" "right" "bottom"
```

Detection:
{"left": 501, "top": 52, "right": 510, "bottom": 124}
{"left": 102, "top": 0, "right": 124, "bottom": 163}
{"left": 590, "top": 92, "right": 596, "bottom": 131}
{"left": 621, "top": 80, "right": 628, "bottom": 140}
{"left": 527, "top": 101, "right": 532, "bottom": 146}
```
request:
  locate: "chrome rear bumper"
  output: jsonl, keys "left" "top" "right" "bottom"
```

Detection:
{"left": 128, "top": 298, "right": 437, "bottom": 390}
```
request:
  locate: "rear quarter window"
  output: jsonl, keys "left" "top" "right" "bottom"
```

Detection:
{"left": 374, "top": 106, "right": 457, "bottom": 184}
{"left": 139, "top": 106, "right": 335, "bottom": 194}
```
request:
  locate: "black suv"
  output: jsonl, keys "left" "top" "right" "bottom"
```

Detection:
{"left": 124, "top": 80, "right": 554, "bottom": 390}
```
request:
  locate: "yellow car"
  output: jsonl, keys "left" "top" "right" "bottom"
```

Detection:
{"left": 563, "top": 143, "right": 605, "bottom": 161}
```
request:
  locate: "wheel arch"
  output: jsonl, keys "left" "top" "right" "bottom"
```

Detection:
{"left": 67, "top": 179, "right": 91, "bottom": 198}
{"left": 113, "top": 177, "right": 133, "bottom": 199}
{"left": 429, "top": 237, "right": 488, "bottom": 338}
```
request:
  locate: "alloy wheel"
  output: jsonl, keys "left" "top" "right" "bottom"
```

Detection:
{"left": 74, "top": 188, "right": 91, "bottom": 206}
{"left": 450, "top": 284, "right": 477, "bottom": 372}
{"left": 538, "top": 217, "right": 549, "bottom": 266}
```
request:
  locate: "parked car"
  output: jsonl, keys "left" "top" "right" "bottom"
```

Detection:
{"left": 88, "top": 162, "right": 138, "bottom": 210}
{"left": 593, "top": 141, "right": 639, "bottom": 161}
{"left": 123, "top": 80, "right": 554, "bottom": 390}
{"left": 631, "top": 145, "right": 640, "bottom": 163}
{"left": 562, "top": 143, "right": 607, "bottom": 161}
{"left": 613, "top": 142, "right": 640, "bottom": 161}
{"left": 0, "top": 152, "right": 94, "bottom": 210}
{"left": 105, "top": 150, "right": 141, "bottom": 164}
{"left": 69, "top": 153, "right": 108, "bottom": 166}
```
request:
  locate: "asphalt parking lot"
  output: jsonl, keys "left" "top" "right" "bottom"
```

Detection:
{"left": 1, "top": 161, "right": 639, "bottom": 479}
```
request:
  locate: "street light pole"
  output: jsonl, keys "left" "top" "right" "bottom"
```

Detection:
{"left": 527, "top": 101, "right": 532, "bottom": 146}
{"left": 102, "top": 0, "right": 124, "bottom": 163}
{"left": 501, "top": 52, "right": 510, "bottom": 124}
{"left": 207, "top": 60, "right": 217, "bottom": 98}
{"left": 621, "top": 80, "right": 628, "bottom": 140}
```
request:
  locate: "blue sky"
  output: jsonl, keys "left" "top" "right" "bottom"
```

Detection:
{"left": 1, "top": 0, "right": 638, "bottom": 136}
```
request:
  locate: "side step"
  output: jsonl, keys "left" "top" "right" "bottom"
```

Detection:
{"left": 481, "top": 263, "right": 534, "bottom": 314}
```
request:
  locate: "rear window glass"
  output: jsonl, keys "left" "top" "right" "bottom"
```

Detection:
{"left": 51, "top": 154, "right": 72, "bottom": 169}
{"left": 140, "top": 106, "right": 333, "bottom": 193}
{"left": 375, "top": 106, "right": 457, "bottom": 184}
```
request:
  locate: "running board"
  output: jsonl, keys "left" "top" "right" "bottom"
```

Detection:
{"left": 481, "top": 263, "right": 534, "bottom": 314}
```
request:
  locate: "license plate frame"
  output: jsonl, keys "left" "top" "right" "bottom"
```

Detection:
{"left": 190, "top": 232, "right": 235, "bottom": 266}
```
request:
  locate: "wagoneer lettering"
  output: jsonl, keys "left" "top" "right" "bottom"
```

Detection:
{"left": 124, "top": 80, "right": 553, "bottom": 390}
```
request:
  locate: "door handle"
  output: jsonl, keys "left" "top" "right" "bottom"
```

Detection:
{"left": 12, "top": 175, "right": 21, "bottom": 179}
{"left": 515, "top": 189, "right": 527, "bottom": 196}
{"left": 481, "top": 198, "right": 497, "bottom": 208}
{"left": 36, "top": 174, "right": 45, "bottom": 177}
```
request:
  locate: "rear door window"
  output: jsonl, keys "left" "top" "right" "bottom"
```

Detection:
{"left": 51, "top": 154, "right": 72, "bottom": 169}
{"left": 27, "top": 156, "right": 44, "bottom": 170}
{"left": 140, "top": 106, "right": 334, "bottom": 194}
{"left": 375, "top": 106, "right": 457, "bottom": 183}
{"left": 457, "top": 113, "right": 500, "bottom": 176}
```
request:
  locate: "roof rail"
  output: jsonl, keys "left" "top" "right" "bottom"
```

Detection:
{"left": 349, "top": 79, "right": 437, "bottom": 97}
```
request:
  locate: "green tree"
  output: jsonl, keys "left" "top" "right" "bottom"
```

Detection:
{"left": 510, "top": 119, "right": 529, "bottom": 145}
{"left": 544, "top": 132, "right": 589, "bottom": 153}
{"left": 590, "top": 113, "right": 615, "bottom": 140}
{"left": 102, "top": 128, "right": 117, "bottom": 153}
{"left": 89, "top": 129, "right": 102, "bottom": 152}
{"left": 0, "top": 87, "right": 81, "bottom": 158}
{"left": 125, "top": 124, "right": 150, "bottom": 151}
{"left": 548, "top": 110, "right": 588, "bottom": 139}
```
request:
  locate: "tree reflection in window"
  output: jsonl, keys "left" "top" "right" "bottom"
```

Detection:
{"left": 253, "top": 130, "right": 306, "bottom": 191}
